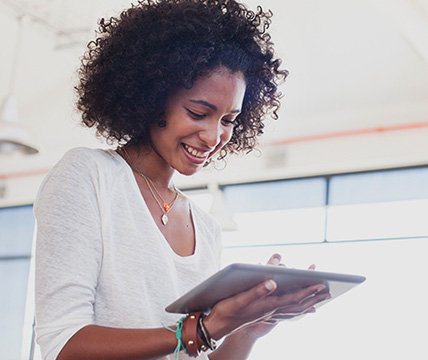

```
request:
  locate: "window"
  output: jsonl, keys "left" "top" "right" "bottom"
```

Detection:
{"left": 6, "top": 166, "right": 428, "bottom": 360}
{"left": 327, "top": 168, "right": 428, "bottom": 241}
{"left": 222, "top": 178, "right": 327, "bottom": 247}
{"left": 0, "top": 205, "right": 34, "bottom": 360}
{"left": 213, "top": 167, "right": 428, "bottom": 360}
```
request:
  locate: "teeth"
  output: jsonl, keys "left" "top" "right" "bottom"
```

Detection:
{"left": 184, "top": 145, "right": 208, "bottom": 158}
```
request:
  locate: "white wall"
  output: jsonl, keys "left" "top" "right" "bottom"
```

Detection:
{"left": 1, "top": 0, "right": 428, "bottom": 206}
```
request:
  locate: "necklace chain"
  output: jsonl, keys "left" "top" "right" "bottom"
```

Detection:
{"left": 120, "top": 147, "right": 179, "bottom": 225}
{"left": 142, "top": 173, "right": 179, "bottom": 213}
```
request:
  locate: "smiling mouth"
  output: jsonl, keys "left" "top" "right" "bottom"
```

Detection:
{"left": 183, "top": 144, "right": 210, "bottom": 159}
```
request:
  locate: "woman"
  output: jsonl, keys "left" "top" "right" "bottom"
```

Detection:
{"left": 34, "top": 1, "right": 330, "bottom": 359}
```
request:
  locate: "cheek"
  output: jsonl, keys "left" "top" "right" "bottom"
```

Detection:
{"left": 223, "top": 127, "right": 234, "bottom": 144}
{"left": 208, "top": 128, "right": 234, "bottom": 160}
{"left": 218, "top": 127, "right": 234, "bottom": 151}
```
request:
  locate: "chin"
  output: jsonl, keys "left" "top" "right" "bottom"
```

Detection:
{"left": 176, "top": 164, "right": 205, "bottom": 177}
{"left": 178, "top": 169, "right": 201, "bottom": 177}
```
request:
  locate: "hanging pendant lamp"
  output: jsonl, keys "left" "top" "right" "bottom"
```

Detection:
{"left": 0, "top": 17, "right": 39, "bottom": 156}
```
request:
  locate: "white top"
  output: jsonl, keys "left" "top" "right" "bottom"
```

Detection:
{"left": 34, "top": 147, "right": 222, "bottom": 360}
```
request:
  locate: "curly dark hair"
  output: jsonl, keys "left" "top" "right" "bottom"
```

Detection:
{"left": 76, "top": 0, "right": 288, "bottom": 159}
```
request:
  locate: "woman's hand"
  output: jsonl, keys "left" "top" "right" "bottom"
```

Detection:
{"left": 236, "top": 255, "right": 328, "bottom": 340}
{"left": 203, "top": 254, "right": 331, "bottom": 341}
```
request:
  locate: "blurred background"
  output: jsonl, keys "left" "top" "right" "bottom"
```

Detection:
{"left": 1, "top": 0, "right": 427, "bottom": 359}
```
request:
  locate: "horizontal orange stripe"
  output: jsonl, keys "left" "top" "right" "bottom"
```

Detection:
{"left": 266, "top": 121, "right": 428, "bottom": 146}
{"left": 2, "top": 121, "right": 428, "bottom": 179}
{"left": 0, "top": 168, "right": 50, "bottom": 180}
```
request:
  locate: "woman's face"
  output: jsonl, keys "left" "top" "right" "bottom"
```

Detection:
{"left": 150, "top": 67, "right": 247, "bottom": 176}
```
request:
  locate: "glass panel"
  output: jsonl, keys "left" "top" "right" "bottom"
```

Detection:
{"left": 329, "top": 167, "right": 428, "bottom": 205}
{"left": 221, "top": 238, "right": 428, "bottom": 360}
{"left": 0, "top": 205, "right": 35, "bottom": 257}
{"left": 0, "top": 205, "right": 35, "bottom": 359}
{"left": 326, "top": 199, "right": 428, "bottom": 241}
{"left": 222, "top": 207, "right": 326, "bottom": 247}
{"left": 0, "top": 259, "right": 31, "bottom": 360}
{"left": 223, "top": 177, "right": 326, "bottom": 213}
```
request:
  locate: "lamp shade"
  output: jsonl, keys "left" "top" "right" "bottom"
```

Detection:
{"left": 0, "top": 95, "right": 39, "bottom": 156}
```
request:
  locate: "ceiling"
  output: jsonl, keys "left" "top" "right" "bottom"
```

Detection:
{"left": 1, "top": 0, "right": 428, "bottom": 188}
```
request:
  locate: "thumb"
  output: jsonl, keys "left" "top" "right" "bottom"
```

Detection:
{"left": 234, "top": 279, "right": 277, "bottom": 307}
{"left": 267, "top": 253, "right": 281, "bottom": 266}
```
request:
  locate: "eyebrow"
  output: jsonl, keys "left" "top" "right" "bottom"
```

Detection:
{"left": 189, "top": 99, "right": 241, "bottom": 114}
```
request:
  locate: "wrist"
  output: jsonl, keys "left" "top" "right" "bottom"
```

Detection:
{"left": 237, "top": 324, "right": 263, "bottom": 342}
{"left": 219, "top": 328, "right": 259, "bottom": 354}
{"left": 202, "top": 312, "right": 229, "bottom": 341}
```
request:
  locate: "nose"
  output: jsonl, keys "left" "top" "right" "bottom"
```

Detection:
{"left": 199, "top": 119, "right": 224, "bottom": 148}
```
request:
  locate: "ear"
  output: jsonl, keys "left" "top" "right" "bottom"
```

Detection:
{"left": 157, "top": 119, "right": 167, "bottom": 127}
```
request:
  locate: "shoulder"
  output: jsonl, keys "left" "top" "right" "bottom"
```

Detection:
{"left": 36, "top": 147, "right": 124, "bottom": 203}
{"left": 58, "top": 147, "right": 120, "bottom": 169}
{"left": 45, "top": 147, "right": 123, "bottom": 180}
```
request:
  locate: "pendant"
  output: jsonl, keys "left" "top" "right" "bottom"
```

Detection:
{"left": 161, "top": 213, "right": 168, "bottom": 225}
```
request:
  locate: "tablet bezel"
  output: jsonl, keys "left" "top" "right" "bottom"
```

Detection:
{"left": 165, "top": 263, "right": 366, "bottom": 314}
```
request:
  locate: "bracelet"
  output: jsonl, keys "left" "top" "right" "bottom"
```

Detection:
{"left": 164, "top": 313, "right": 211, "bottom": 359}
{"left": 198, "top": 315, "right": 217, "bottom": 351}
{"left": 162, "top": 317, "right": 187, "bottom": 360}
{"left": 182, "top": 312, "right": 206, "bottom": 357}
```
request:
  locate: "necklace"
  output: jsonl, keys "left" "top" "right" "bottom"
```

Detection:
{"left": 120, "top": 147, "right": 179, "bottom": 225}
{"left": 140, "top": 173, "right": 179, "bottom": 225}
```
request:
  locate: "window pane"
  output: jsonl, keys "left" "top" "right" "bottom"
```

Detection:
{"left": 0, "top": 206, "right": 35, "bottom": 257}
{"left": 329, "top": 167, "right": 428, "bottom": 205}
{"left": 327, "top": 199, "right": 428, "bottom": 241}
{"left": 222, "top": 238, "right": 428, "bottom": 360}
{"left": 0, "top": 259, "right": 31, "bottom": 360}
{"left": 223, "top": 177, "right": 326, "bottom": 213}
{"left": 223, "top": 207, "right": 326, "bottom": 247}
{"left": 0, "top": 205, "right": 35, "bottom": 359}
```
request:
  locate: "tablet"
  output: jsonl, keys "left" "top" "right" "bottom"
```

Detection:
{"left": 165, "top": 263, "right": 366, "bottom": 314}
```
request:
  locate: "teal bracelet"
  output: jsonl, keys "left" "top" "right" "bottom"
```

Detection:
{"left": 163, "top": 317, "right": 187, "bottom": 360}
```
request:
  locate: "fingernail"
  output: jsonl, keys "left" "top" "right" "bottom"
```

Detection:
{"left": 315, "top": 285, "right": 326, "bottom": 294}
{"left": 265, "top": 280, "right": 277, "bottom": 291}
{"left": 272, "top": 257, "right": 280, "bottom": 265}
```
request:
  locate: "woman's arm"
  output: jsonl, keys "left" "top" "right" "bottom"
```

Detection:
{"left": 57, "top": 282, "right": 328, "bottom": 360}
{"left": 57, "top": 325, "right": 178, "bottom": 360}
{"left": 56, "top": 277, "right": 328, "bottom": 360}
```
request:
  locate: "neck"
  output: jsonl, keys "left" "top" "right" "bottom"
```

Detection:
{"left": 120, "top": 144, "right": 175, "bottom": 189}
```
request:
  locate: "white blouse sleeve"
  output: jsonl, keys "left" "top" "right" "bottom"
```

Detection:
{"left": 34, "top": 148, "right": 103, "bottom": 360}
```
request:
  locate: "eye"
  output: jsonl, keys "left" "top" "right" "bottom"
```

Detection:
{"left": 186, "top": 108, "right": 206, "bottom": 120}
{"left": 221, "top": 118, "right": 235, "bottom": 126}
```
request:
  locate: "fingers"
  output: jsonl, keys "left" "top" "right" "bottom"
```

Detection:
{"left": 265, "top": 306, "right": 316, "bottom": 322}
{"left": 206, "top": 279, "right": 280, "bottom": 339}
{"left": 267, "top": 253, "right": 281, "bottom": 266}
{"left": 255, "top": 304, "right": 318, "bottom": 325}
{"left": 234, "top": 279, "right": 278, "bottom": 309}
{"left": 273, "top": 286, "right": 331, "bottom": 317}
{"left": 267, "top": 254, "right": 316, "bottom": 270}
{"left": 262, "top": 287, "right": 331, "bottom": 323}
